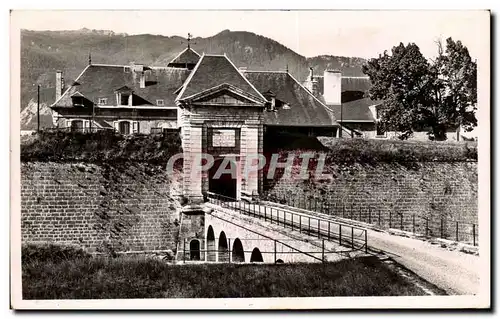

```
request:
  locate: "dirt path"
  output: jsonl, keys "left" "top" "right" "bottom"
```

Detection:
{"left": 217, "top": 200, "right": 481, "bottom": 295}
{"left": 366, "top": 230, "right": 480, "bottom": 295}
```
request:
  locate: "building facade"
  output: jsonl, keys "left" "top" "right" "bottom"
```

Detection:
{"left": 50, "top": 46, "right": 340, "bottom": 203}
{"left": 302, "top": 68, "right": 463, "bottom": 141}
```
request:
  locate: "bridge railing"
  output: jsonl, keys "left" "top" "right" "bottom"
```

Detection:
{"left": 206, "top": 192, "right": 368, "bottom": 254}
{"left": 178, "top": 237, "right": 353, "bottom": 264}
{"left": 265, "top": 192, "right": 478, "bottom": 246}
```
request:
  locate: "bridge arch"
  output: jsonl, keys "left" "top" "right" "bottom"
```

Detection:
{"left": 232, "top": 238, "right": 245, "bottom": 263}
{"left": 218, "top": 231, "right": 229, "bottom": 262}
{"left": 250, "top": 247, "right": 264, "bottom": 262}
{"left": 206, "top": 226, "right": 216, "bottom": 262}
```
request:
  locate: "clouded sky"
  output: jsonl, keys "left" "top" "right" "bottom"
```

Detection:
{"left": 12, "top": 10, "right": 489, "bottom": 59}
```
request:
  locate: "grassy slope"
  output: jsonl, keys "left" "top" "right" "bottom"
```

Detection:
{"left": 22, "top": 255, "right": 425, "bottom": 299}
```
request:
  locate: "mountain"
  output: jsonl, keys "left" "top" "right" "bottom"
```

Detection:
{"left": 20, "top": 28, "right": 367, "bottom": 129}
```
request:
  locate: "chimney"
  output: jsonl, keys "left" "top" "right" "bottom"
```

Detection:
{"left": 323, "top": 70, "right": 341, "bottom": 105}
{"left": 55, "top": 70, "right": 64, "bottom": 101}
{"left": 311, "top": 78, "right": 319, "bottom": 97}
{"left": 309, "top": 67, "right": 314, "bottom": 80}
{"left": 140, "top": 72, "right": 146, "bottom": 89}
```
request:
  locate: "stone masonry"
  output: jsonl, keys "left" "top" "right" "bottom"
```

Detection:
{"left": 21, "top": 162, "right": 183, "bottom": 253}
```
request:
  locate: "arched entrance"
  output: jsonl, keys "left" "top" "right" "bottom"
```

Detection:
{"left": 209, "top": 158, "right": 237, "bottom": 199}
{"left": 218, "top": 231, "right": 229, "bottom": 262}
{"left": 232, "top": 238, "right": 245, "bottom": 263}
{"left": 206, "top": 226, "right": 216, "bottom": 262}
{"left": 250, "top": 247, "right": 264, "bottom": 262}
{"left": 189, "top": 239, "right": 200, "bottom": 261}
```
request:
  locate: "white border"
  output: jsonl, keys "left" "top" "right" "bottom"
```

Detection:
{"left": 7, "top": 6, "right": 494, "bottom": 312}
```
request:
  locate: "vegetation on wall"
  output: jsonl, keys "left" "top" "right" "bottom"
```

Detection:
{"left": 322, "top": 137, "right": 477, "bottom": 167}
{"left": 21, "top": 130, "right": 183, "bottom": 164}
{"left": 264, "top": 132, "right": 477, "bottom": 169}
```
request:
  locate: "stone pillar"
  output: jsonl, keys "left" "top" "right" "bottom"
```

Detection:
{"left": 182, "top": 120, "right": 204, "bottom": 204}
{"left": 241, "top": 121, "right": 261, "bottom": 198}
{"left": 257, "top": 123, "right": 264, "bottom": 195}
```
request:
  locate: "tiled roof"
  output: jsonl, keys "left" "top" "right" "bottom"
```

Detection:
{"left": 244, "top": 71, "right": 339, "bottom": 127}
{"left": 167, "top": 47, "right": 201, "bottom": 67}
{"left": 176, "top": 54, "right": 266, "bottom": 103}
{"left": 94, "top": 119, "right": 113, "bottom": 129}
{"left": 52, "top": 64, "right": 190, "bottom": 108}
{"left": 342, "top": 76, "right": 372, "bottom": 92}
{"left": 327, "top": 97, "right": 381, "bottom": 122}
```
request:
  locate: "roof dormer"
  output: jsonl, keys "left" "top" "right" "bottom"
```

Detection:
{"left": 167, "top": 47, "right": 201, "bottom": 70}
{"left": 114, "top": 86, "right": 133, "bottom": 106}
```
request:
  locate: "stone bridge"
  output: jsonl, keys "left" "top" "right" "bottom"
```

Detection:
{"left": 176, "top": 196, "right": 368, "bottom": 264}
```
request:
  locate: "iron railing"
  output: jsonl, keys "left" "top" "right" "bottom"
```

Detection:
{"left": 178, "top": 237, "right": 358, "bottom": 264}
{"left": 206, "top": 192, "right": 368, "bottom": 254}
{"left": 265, "top": 192, "right": 478, "bottom": 246}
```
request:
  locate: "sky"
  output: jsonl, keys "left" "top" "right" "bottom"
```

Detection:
{"left": 12, "top": 10, "right": 489, "bottom": 59}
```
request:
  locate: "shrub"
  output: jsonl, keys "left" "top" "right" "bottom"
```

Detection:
{"left": 22, "top": 243, "right": 90, "bottom": 265}
{"left": 20, "top": 130, "right": 182, "bottom": 164}
{"left": 265, "top": 132, "right": 477, "bottom": 167}
{"left": 323, "top": 137, "right": 477, "bottom": 166}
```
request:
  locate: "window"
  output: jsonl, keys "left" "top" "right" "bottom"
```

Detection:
{"left": 150, "top": 127, "right": 164, "bottom": 134}
{"left": 72, "top": 97, "right": 84, "bottom": 107}
{"left": 156, "top": 99, "right": 164, "bottom": 106}
{"left": 118, "top": 121, "right": 130, "bottom": 135}
{"left": 98, "top": 98, "right": 107, "bottom": 105}
{"left": 124, "top": 67, "right": 130, "bottom": 73}
{"left": 132, "top": 121, "right": 139, "bottom": 134}
{"left": 70, "top": 120, "right": 83, "bottom": 132}
{"left": 120, "top": 93, "right": 130, "bottom": 106}
{"left": 376, "top": 123, "right": 386, "bottom": 137}
{"left": 114, "top": 121, "right": 139, "bottom": 135}
{"left": 67, "top": 119, "right": 90, "bottom": 133}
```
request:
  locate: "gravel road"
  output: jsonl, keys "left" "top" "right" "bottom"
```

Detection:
{"left": 366, "top": 229, "right": 480, "bottom": 295}
{"left": 214, "top": 199, "right": 481, "bottom": 295}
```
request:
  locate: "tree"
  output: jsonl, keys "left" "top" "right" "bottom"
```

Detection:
{"left": 432, "top": 38, "right": 477, "bottom": 139}
{"left": 362, "top": 38, "right": 477, "bottom": 140}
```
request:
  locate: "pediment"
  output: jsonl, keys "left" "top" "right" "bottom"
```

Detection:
{"left": 197, "top": 92, "right": 255, "bottom": 105}
{"left": 189, "top": 85, "right": 265, "bottom": 107}
{"left": 114, "top": 85, "right": 133, "bottom": 93}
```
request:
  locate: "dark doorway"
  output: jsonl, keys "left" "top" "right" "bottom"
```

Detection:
{"left": 207, "top": 226, "right": 216, "bottom": 262}
{"left": 209, "top": 158, "right": 237, "bottom": 199}
{"left": 218, "top": 231, "right": 229, "bottom": 262}
{"left": 189, "top": 239, "right": 200, "bottom": 261}
{"left": 71, "top": 120, "right": 83, "bottom": 133}
{"left": 250, "top": 247, "right": 264, "bottom": 262}
{"left": 232, "top": 238, "right": 245, "bottom": 263}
